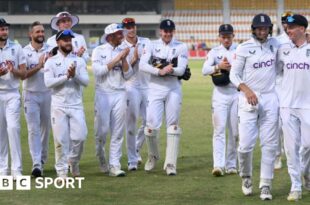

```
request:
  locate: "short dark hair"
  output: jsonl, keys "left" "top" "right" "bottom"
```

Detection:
{"left": 29, "top": 21, "right": 43, "bottom": 31}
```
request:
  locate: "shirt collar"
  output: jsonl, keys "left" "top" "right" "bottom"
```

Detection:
{"left": 124, "top": 36, "right": 139, "bottom": 47}
{"left": 290, "top": 40, "right": 307, "bottom": 49}
{"left": 28, "top": 42, "right": 48, "bottom": 52}
{"left": 160, "top": 38, "right": 174, "bottom": 46}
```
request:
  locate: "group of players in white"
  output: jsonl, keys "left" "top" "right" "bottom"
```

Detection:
{"left": 0, "top": 9, "right": 309, "bottom": 201}
{"left": 204, "top": 11, "right": 310, "bottom": 201}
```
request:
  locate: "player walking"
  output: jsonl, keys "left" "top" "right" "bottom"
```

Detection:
{"left": 44, "top": 30, "right": 89, "bottom": 178}
{"left": 230, "top": 14, "right": 279, "bottom": 200}
{"left": 139, "top": 19, "right": 189, "bottom": 176}
{"left": 202, "top": 24, "right": 239, "bottom": 176}
{"left": 23, "top": 21, "right": 52, "bottom": 177}
{"left": 0, "top": 18, "right": 26, "bottom": 179}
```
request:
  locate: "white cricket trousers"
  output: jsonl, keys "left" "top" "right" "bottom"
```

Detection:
{"left": 280, "top": 108, "right": 310, "bottom": 192}
{"left": 211, "top": 87, "right": 238, "bottom": 169}
{"left": 23, "top": 90, "right": 51, "bottom": 169}
{"left": 275, "top": 85, "right": 284, "bottom": 158}
{"left": 51, "top": 106, "right": 87, "bottom": 175}
{"left": 0, "top": 90, "right": 22, "bottom": 175}
{"left": 126, "top": 86, "right": 147, "bottom": 166}
{"left": 146, "top": 87, "right": 182, "bottom": 169}
{"left": 238, "top": 92, "right": 279, "bottom": 188}
{"left": 94, "top": 90, "right": 126, "bottom": 168}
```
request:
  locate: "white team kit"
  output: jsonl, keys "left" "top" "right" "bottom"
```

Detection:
{"left": 274, "top": 32, "right": 290, "bottom": 167}
{"left": 230, "top": 36, "right": 279, "bottom": 188}
{"left": 47, "top": 33, "right": 89, "bottom": 62}
{"left": 139, "top": 38, "right": 188, "bottom": 175}
{"left": 23, "top": 43, "right": 52, "bottom": 172}
{"left": 202, "top": 43, "right": 239, "bottom": 172}
{"left": 121, "top": 37, "right": 151, "bottom": 168}
{"left": 44, "top": 52, "right": 89, "bottom": 176}
{"left": 277, "top": 41, "right": 310, "bottom": 192}
{"left": 92, "top": 42, "right": 133, "bottom": 173}
{"left": 0, "top": 40, "right": 26, "bottom": 177}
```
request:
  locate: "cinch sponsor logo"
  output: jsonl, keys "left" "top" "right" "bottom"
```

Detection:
{"left": 253, "top": 59, "right": 275, "bottom": 69}
{"left": 286, "top": 62, "right": 310, "bottom": 70}
{"left": 0, "top": 61, "right": 16, "bottom": 68}
{"left": 0, "top": 176, "right": 85, "bottom": 190}
{"left": 29, "top": 64, "right": 38, "bottom": 69}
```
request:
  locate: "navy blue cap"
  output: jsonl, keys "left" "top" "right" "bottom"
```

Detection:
{"left": 286, "top": 14, "right": 308, "bottom": 28}
{"left": 219, "top": 24, "right": 234, "bottom": 34}
{"left": 0, "top": 18, "right": 10, "bottom": 27}
{"left": 160, "top": 19, "right": 175, "bottom": 30}
{"left": 56, "top": 29, "right": 75, "bottom": 41}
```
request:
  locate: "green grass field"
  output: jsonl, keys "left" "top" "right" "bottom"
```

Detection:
{"left": 0, "top": 60, "right": 309, "bottom": 205}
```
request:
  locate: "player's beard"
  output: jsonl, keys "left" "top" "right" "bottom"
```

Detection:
{"left": 33, "top": 36, "right": 45, "bottom": 44}
{"left": 59, "top": 44, "right": 72, "bottom": 54}
{"left": 0, "top": 35, "right": 8, "bottom": 41}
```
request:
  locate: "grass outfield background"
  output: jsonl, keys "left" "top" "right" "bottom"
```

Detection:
{"left": 0, "top": 59, "right": 309, "bottom": 204}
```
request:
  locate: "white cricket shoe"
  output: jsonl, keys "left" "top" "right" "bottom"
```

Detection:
{"left": 287, "top": 191, "right": 302, "bottom": 201}
{"left": 56, "top": 172, "right": 68, "bottom": 185}
{"left": 260, "top": 186, "right": 272, "bottom": 200}
{"left": 166, "top": 164, "right": 177, "bottom": 176}
{"left": 242, "top": 177, "right": 253, "bottom": 196}
{"left": 109, "top": 167, "right": 126, "bottom": 177}
{"left": 128, "top": 163, "right": 138, "bottom": 171}
{"left": 274, "top": 156, "right": 282, "bottom": 170}
{"left": 144, "top": 156, "right": 157, "bottom": 171}
{"left": 226, "top": 168, "right": 238, "bottom": 175}
{"left": 137, "top": 153, "right": 143, "bottom": 165}
{"left": 69, "top": 162, "right": 80, "bottom": 177}
{"left": 212, "top": 167, "right": 224, "bottom": 177}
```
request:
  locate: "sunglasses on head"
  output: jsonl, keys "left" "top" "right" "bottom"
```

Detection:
{"left": 122, "top": 18, "right": 135, "bottom": 24}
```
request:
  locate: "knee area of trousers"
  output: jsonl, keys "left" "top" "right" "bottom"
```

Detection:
{"left": 167, "top": 125, "right": 182, "bottom": 135}
{"left": 144, "top": 127, "right": 159, "bottom": 137}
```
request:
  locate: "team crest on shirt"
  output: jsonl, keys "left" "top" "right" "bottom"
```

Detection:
{"left": 27, "top": 53, "right": 32, "bottom": 57}
{"left": 307, "top": 49, "right": 310, "bottom": 57}
{"left": 217, "top": 56, "right": 223, "bottom": 60}
{"left": 74, "top": 41, "right": 78, "bottom": 47}
{"left": 270, "top": 45, "right": 274, "bottom": 53}
{"left": 142, "top": 44, "right": 145, "bottom": 48}
{"left": 11, "top": 48, "right": 15, "bottom": 55}
{"left": 249, "top": 50, "right": 256, "bottom": 54}
{"left": 283, "top": 51, "right": 290, "bottom": 56}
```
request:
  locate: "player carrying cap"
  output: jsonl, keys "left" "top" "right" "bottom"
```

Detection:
{"left": 44, "top": 29, "right": 89, "bottom": 179}
{"left": 0, "top": 18, "right": 26, "bottom": 180}
{"left": 139, "top": 19, "right": 190, "bottom": 176}
{"left": 47, "top": 11, "right": 89, "bottom": 63}
{"left": 202, "top": 24, "right": 239, "bottom": 176}
{"left": 230, "top": 13, "right": 279, "bottom": 200}
{"left": 121, "top": 17, "right": 151, "bottom": 170}
{"left": 277, "top": 14, "right": 310, "bottom": 201}
{"left": 22, "top": 21, "right": 53, "bottom": 177}
{"left": 92, "top": 23, "right": 133, "bottom": 177}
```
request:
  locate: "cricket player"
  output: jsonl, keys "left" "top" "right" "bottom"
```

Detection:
{"left": 44, "top": 29, "right": 89, "bottom": 178}
{"left": 277, "top": 14, "right": 310, "bottom": 201}
{"left": 46, "top": 11, "right": 89, "bottom": 170}
{"left": 47, "top": 11, "right": 89, "bottom": 62}
{"left": 230, "top": 14, "right": 279, "bottom": 200}
{"left": 139, "top": 19, "right": 189, "bottom": 176}
{"left": 0, "top": 18, "right": 26, "bottom": 179}
{"left": 121, "top": 17, "right": 151, "bottom": 170}
{"left": 202, "top": 24, "right": 238, "bottom": 176}
{"left": 92, "top": 23, "right": 132, "bottom": 177}
{"left": 23, "top": 21, "right": 52, "bottom": 177}
{"left": 274, "top": 11, "right": 293, "bottom": 170}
